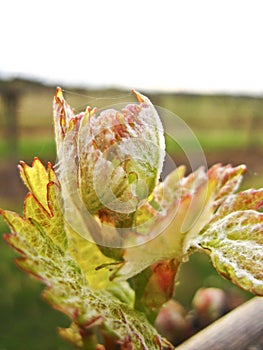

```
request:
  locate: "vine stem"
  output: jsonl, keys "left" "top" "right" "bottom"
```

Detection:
{"left": 82, "top": 333, "right": 98, "bottom": 350}
{"left": 175, "top": 297, "right": 263, "bottom": 350}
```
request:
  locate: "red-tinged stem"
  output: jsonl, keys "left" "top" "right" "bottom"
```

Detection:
{"left": 82, "top": 333, "right": 98, "bottom": 350}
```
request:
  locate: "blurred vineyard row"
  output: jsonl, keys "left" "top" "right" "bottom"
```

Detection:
{"left": 1, "top": 78, "right": 263, "bottom": 209}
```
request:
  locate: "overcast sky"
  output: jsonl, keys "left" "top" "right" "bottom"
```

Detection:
{"left": 1, "top": 0, "right": 263, "bottom": 94}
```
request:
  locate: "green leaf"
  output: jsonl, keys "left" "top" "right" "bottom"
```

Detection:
{"left": 19, "top": 158, "right": 54, "bottom": 213}
{"left": 17, "top": 158, "right": 121, "bottom": 289}
{"left": 197, "top": 188, "right": 263, "bottom": 295}
{"left": 2, "top": 208, "right": 172, "bottom": 349}
{"left": 24, "top": 183, "right": 67, "bottom": 251}
{"left": 1, "top": 159, "right": 173, "bottom": 349}
{"left": 65, "top": 223, "right": 127, "bottom": 292}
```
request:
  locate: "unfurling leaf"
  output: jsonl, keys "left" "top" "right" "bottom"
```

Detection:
{"left": 117, "top": 164, "right": 247, "bottom": 280}
{"left": 118, "top": 163, "right": 263, "bottom": 314}
{"left": 53, "top": 87, "right": 165, "bottom": 220}
{"left": 196, "top": 189, "right": 263, "bottom": 295}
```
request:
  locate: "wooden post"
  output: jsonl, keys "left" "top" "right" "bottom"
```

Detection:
{"left": 0, "top": 81, "right": 24, "bottom": 203}
{"left": 175, "top": 297, "right": 263, "bottom": 350}
{"left": 2, "top": 87, "right": 19, "bottom": 159}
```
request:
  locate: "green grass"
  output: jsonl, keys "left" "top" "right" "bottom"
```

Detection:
{"left": 165, "top": 129, "right": 263, "bottom": 156}
{"left": 196, "top": 130, "right": 263, "bottom": 151}
{"left": 0, "top": 136, "right": 56, "bottom": 162}
{"left": 0, "top": 129, "right": 261, "bottom": 163}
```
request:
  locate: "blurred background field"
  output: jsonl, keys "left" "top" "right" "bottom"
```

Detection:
{"left": 0, "top": 78, "right": 262, "bottom": 349}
